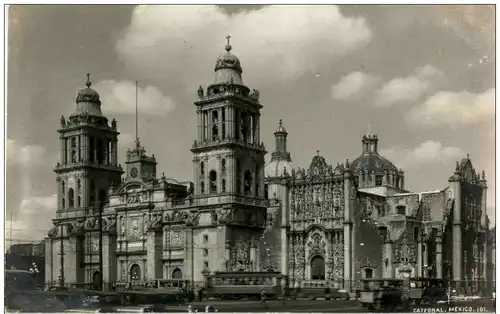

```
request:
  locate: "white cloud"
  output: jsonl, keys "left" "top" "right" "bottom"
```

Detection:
{"left": 331, "top": 72, "right": 379, "bottom": 101}
{"left": 6, "top": 195, "right": 57, "bottom": 244}
{"left": 374, "top": 65, "right": 444, "bottom": 107}
{"left": 380, "top": 141, "right": 465, "bottom": 169}
{"left": 7, "top": 139, "right": 48, "bottom": 166}
{"left": 116, "top": 5, "right": 372, "bottom": 86}
{"left": 95, "top": 80, "right": 176, "bottom": 115}
{"left": 406, "top": 88, "right": 494, "bottom": 128}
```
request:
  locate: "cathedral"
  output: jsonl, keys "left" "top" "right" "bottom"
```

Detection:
{"left": 45, "top": 40, "right": 494, "bottom": 294}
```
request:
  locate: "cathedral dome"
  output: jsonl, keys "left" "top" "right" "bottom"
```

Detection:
{"left": 76, "top": 76, "right": 101, "bottom": 105}
{"left": 275, "top": 120, "right": 287, "bottom": 134}
{"left": 73, "top": 74, "right": 104, "bottom": 117}
{"left": 350, "top": 134, "right": 398, "bottom": 173}
{"left": 265, "top": 159, "right": 293, "bottom": 179}
{"left": 213, "top": 38, "right": 244, "bottom": 86}
{"left": 350, "top": 153, "right": 398, "bottom": 173}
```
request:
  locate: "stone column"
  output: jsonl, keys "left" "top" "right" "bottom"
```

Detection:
{"left": 370, "top": 170, "right": 376, "bottom": 186}
{"left": 197, "top": 110, "right": 203, "bottom": 142}
{"left": 227, "top": 154, "right": 235, "bottom": 194}
{"left": 382, "top": 169, "right": 388, "bottom": 186}
{"left": 449, "top": 174, "right": 462, "bottom": 281}
{"left": 417, "top": 230, "right": 423, "bottom": 277}
{"left": 423, "top": 243, "right": 429, "bottom": 277}
{"left": 379, "top": 227, "right": 393, "bottom": 278}
{"left": 193, "top": 158, "right": 199, "bottom": 196}
{"left": 400, "top": 172, "right": 405, "bottom": 190}
{"left": 183, "top": 228, "right": 194, "bottom": 284}
{"left": 102, "top": 232, "right": 118, "bottom": 286}
{"left": 280, "top": 226, "right": 288, "bottom": 279}
{"left": 225, "top": 241, "right": 231, "bottom": 271}
{"left": 436, "top": 229, "right": 443, "bottom": 279}
{"left": 146, "top": 228, "right": 162, "bottom": 280}
{"left": 343, "top": 168, "right": 352, "bottom": 291}
{"left": 60, "top": 136, "right": 65, "bottom": 164}
{"left": 255, "top": 114, "right": 261, "bottom": 144}
{"left": 93, "top": 137, "right": 98, "bottom": 163}
{"left": 207, "top": 110, "right": 212, "bottom": 141}
{"left": 250, "top": 239, "right": 257, "bottom": 271}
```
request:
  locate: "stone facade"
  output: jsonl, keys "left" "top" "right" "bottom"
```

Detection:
{"left": 45, "top": 43, "right": 493, "bottom": 294}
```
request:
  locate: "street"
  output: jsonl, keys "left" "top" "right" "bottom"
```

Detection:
{"left": 188, "top": 300, "right": 365, "bottom": 313}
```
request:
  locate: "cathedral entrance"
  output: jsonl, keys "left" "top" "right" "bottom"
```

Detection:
{"left": 92, "top": 271, "right": 102, "bottom": 290}
{"left": 311, "top": 255, "right": 325, "bottom": 280}
{"left": 130, "top": 264, "right": 141, "bottom": 281}
{"left": 172, "top": 268, "right": 183, "bottom": 279}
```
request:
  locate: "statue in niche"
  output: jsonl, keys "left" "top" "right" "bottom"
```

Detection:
{"left": 71, "top": 149, "right": 77, "bottom": 163}
{"left": 197, "top": 86, "right": 204, "bottom": 98}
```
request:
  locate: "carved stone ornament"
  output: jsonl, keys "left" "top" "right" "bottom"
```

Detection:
{"left": 186, "top": 212, "right": 200, "bottom": 227}
{"left": 69, "top": 220, "right": 85, "bottom": 236}
{"left": 147, "top": 212, "right": 163, "bottom": 231}
{"left": 219, "top": 207, "right": 233, "bottom": 223}
{"left": 102, "top": 216, "right": 117, "bottom": 234}
{"left": 165, "top": 230, "right": 185, "bottom": 247}
{"left": 308, "top": 232, "right": 326, "bottom": 257}
{"left": 210, "top": 210, "right": 218, "bottom": 225}
{"left": 48, "top": 225, "right": 59, "bottom": 238}
{"left": 232, "top": 237, "right": 251, "bottom": 270}
{"left": 129, "top": 218, "right": 141, "bottom": 238}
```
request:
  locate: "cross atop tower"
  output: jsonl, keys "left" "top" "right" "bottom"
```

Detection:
{"left": 225, "top": 35, "right": 232, "bottom": 52}
{"left": 316, "top": 150, "right": 320, "bottom": 156}
{"left": 85, "top": 73, "right": 92, "bottom": 88}
{"left": 367, "top": 124, "right": 372, "bottom": 135}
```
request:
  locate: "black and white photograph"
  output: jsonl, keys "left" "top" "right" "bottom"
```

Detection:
{"left": 3, "top": 3, "right": 497, "bottom": 313}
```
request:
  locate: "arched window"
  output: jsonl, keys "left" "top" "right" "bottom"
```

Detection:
{"left": 209, "top": 170, "right": 217, "bottom": 193}
{"left": 77, "top": 196, "right": 81, "bottom": 208}
{"left": 61, "top": 181, "right": 66, "bottom": 209}
{"left": 221, "top": 159, "right": 226, "bottom": 173}
{"left": 375, "top": 175, "right": 383, "bottom": 186}
{"left": 68, "top": 188, "right": 75, "bottom": 207}
{"left": 397, "top": 205, "right": 406, "bottom": 216}
{"left": 212, "top": 111, "right": 219, "bottom": 141}
{"left": 264, "top": 184, "right": 269, "bottom": 199}
{"left": 77, "top": 179, "right": 81, "bottom": 194}
{"left": 130, "top": 264, "right": 141, "bottom": 281}
{"left": 200, "top": 181, "right": 205, "bottom": 194}
{"left": 244, "top": 170, "right": 252, "bottom": 196}
{"left": 222, "top": 179, "right": 226, "bottom": 193}
{"left": 200, "top": 162, "right": 205, "bottom": 176}
{"left": 172, "top": 268, "right": 183, "bottom": 279}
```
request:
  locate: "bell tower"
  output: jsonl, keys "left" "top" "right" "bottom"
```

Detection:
{"left": 55, "top": 74, "right": 123, "bottom": 216}
{"left": 189, "top": 37, "right": 267, "bottom": 280}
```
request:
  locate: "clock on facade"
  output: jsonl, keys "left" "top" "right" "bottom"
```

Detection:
{"left": 130, "top": 167, "right": 138, "bottom": 178}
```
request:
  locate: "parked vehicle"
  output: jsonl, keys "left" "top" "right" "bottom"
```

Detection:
{"left": 359, "top": 278, "right": 407, "bottom": 312}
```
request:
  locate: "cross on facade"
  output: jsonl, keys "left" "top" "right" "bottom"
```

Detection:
{"left": 226, "top": 35, "right": 231, "bottom": 46}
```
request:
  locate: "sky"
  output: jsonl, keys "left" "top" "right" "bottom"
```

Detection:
{"left": 5, "top": 5, "right": 495, "bottom": 243}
